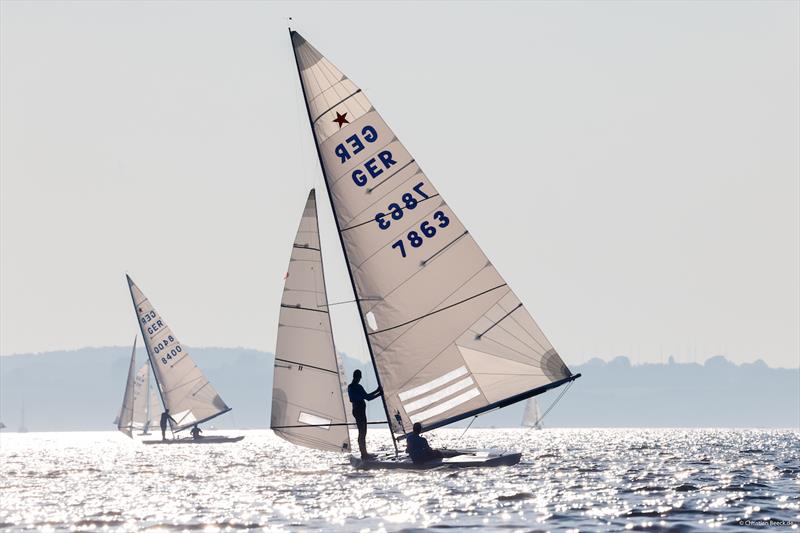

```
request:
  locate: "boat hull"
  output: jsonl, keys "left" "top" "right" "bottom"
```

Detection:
{"left": 142, "top": 436, "right": 244, "bottom": 445}
{"left": 349, "top": 448, "right": 521, "bottom": 470}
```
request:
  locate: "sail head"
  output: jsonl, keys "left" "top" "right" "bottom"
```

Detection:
{"left": 271, "top": 190, "right": 352, "bottom": 453}
{"left": 292, "top": 32, "right": 574, "bottom": 437}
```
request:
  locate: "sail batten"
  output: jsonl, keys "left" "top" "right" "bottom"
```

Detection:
{"left": 271, "top": 190, "right": 352, "bottom": 453}
{"left": 292, "top": 31, "right": 576, "bottom": 438}
{"left": 126, "top": 275, "right": 230, "bottom": 432}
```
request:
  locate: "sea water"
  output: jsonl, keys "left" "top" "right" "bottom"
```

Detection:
{"left": 0, "top": 428, "right": 797, "bottom": 531}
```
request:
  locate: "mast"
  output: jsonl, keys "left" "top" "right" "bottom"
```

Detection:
{"left": 311, "top": 189, "right": 353, "bottom": 439}
{"left": 288, "top": 28, "right": 398, "bottom": 455}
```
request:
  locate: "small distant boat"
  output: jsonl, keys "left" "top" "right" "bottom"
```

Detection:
{"left": 0, "top": 422, "right": 5, "bottom": 430}
{"left": 522, "top": 398, "right": 543, "bottom": 430}
{"left": 287, "top": 31, "right": 580, "bottom": 470}
{"left": 126, "top": 275, "right": 243, "bottom": 445}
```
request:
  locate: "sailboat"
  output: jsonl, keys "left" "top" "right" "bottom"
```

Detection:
{"left": 522, "top": 398, "right": 543, "bottom": 430}
{"left": 126, "top": 275, "right": 243, "bottom": 444}
{"left": 117, "top": 338, "right": 161, "bottom": 437}
{"left": 116, "top": 338, "right": 138, "bottom": 437}
{"left": 284, "top": 31, "right": 581, "bottom": 469}
{"left": 271, "top": 190, "right": 352, "bottom": 453}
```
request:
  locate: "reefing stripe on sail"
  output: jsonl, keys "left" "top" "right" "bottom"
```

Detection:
{"left": 270, "top": 190, "right": 352, "bottom": 453}
{"left": 126, "top": 276, "right": 230, "bottom": 432}
{"left": 291, "top": 31, "right": 577, "bottom": 438}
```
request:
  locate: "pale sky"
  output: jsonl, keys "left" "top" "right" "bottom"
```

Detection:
{"left": 1, "top": 1, "right": 797, "bottom": 368}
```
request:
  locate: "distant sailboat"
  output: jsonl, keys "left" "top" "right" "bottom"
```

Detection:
{"left": 522, "top": 398, "right": 543, "bottom": 430}
{"left": 270, "top": 190, "right": 352, "bottom": 453}
{"left": 126, "top": 275, "right": 243, "bottom": 444}
{"left": 288, "top": 30, "right": 580, "bottom": 469}
{"left": 116, "top": 338, "right": 138, "bottom": 437}
{"left": 0, "top": 422, "right": 6, "bottom": 430}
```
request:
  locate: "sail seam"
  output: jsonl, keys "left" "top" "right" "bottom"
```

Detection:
{"left": 389, "top": 288, "right": 513, "bottom": 395}
{"left": 312, "top": 89, "right": 362, "bottom": 123}
{"left": 274, "top": 357, "right": 339, "bottom": 375}
{"left": 293, "top": 244, "right": 321, "bottom": 252}
{"left": 368, "top": 283, "right": 508, "bottom": 336}
{"left": 280, "top": 303, "right": 329, "bottom": 314}
{"left": 475, "top": 303, "right": 523, "bottom": 339}
{"left": 467, "top": 324, "right": 547, "bottom": 363}
{"left": 421, "top": 230, "right": 469, "bottom": 267}
{"left": 483, "top": 314, "right": 551, "bottom": 357}
{"left": 504, "top": 304, "right": 555, "bottom": 355}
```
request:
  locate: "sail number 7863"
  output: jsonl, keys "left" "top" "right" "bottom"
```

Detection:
{"left": 391, "top": 211, "right": 450, "bottom": 258}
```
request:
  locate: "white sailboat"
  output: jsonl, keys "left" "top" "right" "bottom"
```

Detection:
{"left": 116, "top": 338, "right": 138, "bottom": 437}
{"left": 271, "top": 190, "right": 352, "bottom": 453}
{"left": 522, "top": 398, "right": 543, "bottom": 430}
{"left": 126, "top": 275, "right": 243, "bottom": 444}
{"left": 286, "top": 30, "right": 580, "bottom": 469}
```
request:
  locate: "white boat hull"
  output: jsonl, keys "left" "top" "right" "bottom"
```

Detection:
{"left": 349, "top": 448, "right": 521, "bottom": 470}
{"left": 142, "top": 435, "right": 244, "bottom": 445}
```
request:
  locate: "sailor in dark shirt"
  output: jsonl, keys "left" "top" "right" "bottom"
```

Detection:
{"left": 160, "top": 409, "right": 177, "bottom": 441}
{"left": 190, "top": 424, "right": 203, "bottom": 440}
{"left": 347, "top": 369, "right": 381, "bottom": 459}
{"left": 406, "top": 422, "right": 444, "bottom": 464}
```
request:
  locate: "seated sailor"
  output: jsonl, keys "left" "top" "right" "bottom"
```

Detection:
{"left": 190, "top": 424, "right": 203, "bottom": 440}
{"left": 405, "top": 422, "right": 444, "bottom": 464}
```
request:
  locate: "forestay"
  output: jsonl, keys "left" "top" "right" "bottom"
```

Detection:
{"left": 127, "top": 275, "right": 230, "bottom": 431}
{"left": 271, "top": 190, "right": 351, "bottom": 453}
{"left": 116, "top": 338, "right": 137, "bottom": 438}
{"left": 291, "top": 32, "right": 574, "bottom": 437}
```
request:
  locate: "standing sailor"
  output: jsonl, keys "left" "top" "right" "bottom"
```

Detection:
{"left": 160, "top": 409, "right": 177, "bottom": 441}
{"left": 347, "top": 370, "right": 381, "bottom": 459}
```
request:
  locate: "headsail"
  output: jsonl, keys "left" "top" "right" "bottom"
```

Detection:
{"left": 116, "top": 338, "right": 137, "bottom": 438}
{"left": 271, "top": 190, "right": 352, "bottom": 452}
{"left": 132, "top": 363, "right": 150, "bottom": 429}
{"left": 126, "top": 275, "right": 230, "bottom": 431}
{"left": 291, "top": 32, "right": 577, "bottom": 438}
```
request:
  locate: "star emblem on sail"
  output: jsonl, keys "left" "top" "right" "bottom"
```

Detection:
{"left": 333, "top": 111, "right": 349, "bottom": 128}
{"left": 289, "top": 30, "right": 578, "bottom": 440}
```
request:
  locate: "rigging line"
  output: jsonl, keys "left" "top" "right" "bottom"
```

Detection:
{"left": 369, "top": 283, "right": 507, "bottom": 336}
{"left": 280, "top": 303, "right": 329, "bottom": 314}
{"left": 475, "top": 303, "right": 523, "bottom": 339}
{"left": 312, "top": 89, "right": 362, "bottom": 123}
{"left": 454, "top": 415, "right": 478, "bottom": 446}
{"left": 421, "top": 230, "right": 468, "bottom": 267}
{"left": 316, "top": 297, "right": 382, "bottom": 308}
{"left": 340, "top": 194, "right": 440, "bottom": 233}
{"left": 274, "top": 357, "right": 338, "bottom": 375}
{"left": 526, "top": 381, "right": 573, "bottom": 433}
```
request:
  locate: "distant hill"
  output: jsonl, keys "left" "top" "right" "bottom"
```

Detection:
{"left": 0, "top": 348, "right": 796, "bottom": 431}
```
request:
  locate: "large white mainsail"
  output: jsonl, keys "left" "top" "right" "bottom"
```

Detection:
{"left": 291, "top": 31, "right": 577, "bottom": 438}
{"left": 126, "top": 275, "right": 230, "bottom": 431}
{"left": 271, "top": 190, "right": 352, "bottom": 453}
{"left": 116, "top": 338, "right": 138, "bottom": 438}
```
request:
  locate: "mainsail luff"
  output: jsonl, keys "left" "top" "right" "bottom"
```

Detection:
{"left": 271, "top": 190, "right": 352, "bottom": 453}
{"left": 126, "top": 275, "right": 230, "bottom": 431}
{"left": 289, "top": 30, "right": 397, "bottom": 453}
{"left": 290, "top": 31, "right": 577, "bottom": 439}
{"left": 116, "top": 337, "right": 138, "bottom": 438}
